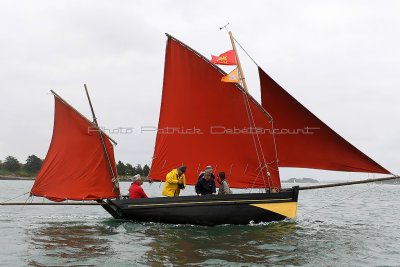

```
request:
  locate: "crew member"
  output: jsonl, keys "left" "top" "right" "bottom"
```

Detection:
{"left": 217, "top": 172, "right": 232, "bottom": 195}
{"left": 162, "top": 165, "right": 187, "bottom": 197}
{"left": 198, "top": 165, "right": 215, "bottom": 180}
{"left": 195, "top": 172, "right": 216, "bottom": 196}
{"left": 129, "top": 174, "right": 148, "bottom": 199}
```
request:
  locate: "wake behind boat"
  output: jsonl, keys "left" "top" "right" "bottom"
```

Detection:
{"left": 26, "top": 31, "right": 394, "bottom": 226}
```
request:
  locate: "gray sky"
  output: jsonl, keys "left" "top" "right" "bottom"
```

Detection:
{"left": 0, "top": 0, "right": 399, "bottom": 181}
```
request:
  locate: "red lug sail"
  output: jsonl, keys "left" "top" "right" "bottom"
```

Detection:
{"left": 31, "top": 96, "right": 119, "bottom": 201}
{"left": 148, "top": 36, "right": 281, "bottom": 189}
{"left": 259, "top": 67, "right": 389, "bottom": 174}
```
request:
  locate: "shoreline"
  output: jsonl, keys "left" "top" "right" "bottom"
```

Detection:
{"left": 0, "top": 176, "right": 35, "bottom": 180}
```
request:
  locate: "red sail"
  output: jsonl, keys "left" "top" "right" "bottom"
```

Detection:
{"left": 259, "top": 67, "right": 390, "bottom": 174}
{"left": 148, "top": 36, "right": 281, "bottom": 189}
{"left": 30, "top": 96, "right": 119, "bottom": 201}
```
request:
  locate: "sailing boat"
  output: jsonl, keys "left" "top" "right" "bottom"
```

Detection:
{"left": 103, "top": 32, "right": 390, "bottom": 225}
{"left": 29, "top": 32, "right": 391, "bottom": 226}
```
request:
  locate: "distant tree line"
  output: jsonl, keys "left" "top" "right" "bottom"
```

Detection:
{"left": 116, "top": 161, "right": 150, "bottom": 177}
{"left": 0, "top": 155, "right": 43, "bottom": 175}
{"left": 0, "top": 155, "right": 150, "bottom": 177}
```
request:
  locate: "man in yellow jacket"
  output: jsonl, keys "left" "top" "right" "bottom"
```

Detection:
{"left": 162, "top": 166, "right": 187, "bottom": 197}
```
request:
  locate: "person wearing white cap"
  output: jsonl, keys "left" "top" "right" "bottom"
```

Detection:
{"left": 198, "top": 165, "right": 215, "bottom": 181}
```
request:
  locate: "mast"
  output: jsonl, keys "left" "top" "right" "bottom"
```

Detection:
{"left": 84, "top": 84, "right": 120, "bottom": 199}
{"left": 228, "top": 31, "right": 249, "bottom": 93}
{"left": 228, "top": 31, "right": 275, "bottom": 190}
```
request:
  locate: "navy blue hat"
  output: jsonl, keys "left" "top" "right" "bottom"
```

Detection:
{"left": 179, "top": 165, "right": 187, "bottom": 173}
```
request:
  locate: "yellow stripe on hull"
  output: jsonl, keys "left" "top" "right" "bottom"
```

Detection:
{"left": 127, "top": 198, "right": 292, "bottom": 208}
{"left": 251, "top": 202, "right": 298, "bottom": 218}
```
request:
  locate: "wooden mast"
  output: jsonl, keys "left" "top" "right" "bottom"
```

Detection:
{"left": 84, "top": 84, "right": 120, "bottom": 199}
{"left": 229, "top": 31, "right": 249, "bottom": 93}
{"left": 228, "top": 31, "right": 274, "bottom": 191}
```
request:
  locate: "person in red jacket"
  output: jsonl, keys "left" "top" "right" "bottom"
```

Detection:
{"left": 129, "top": 174, "right": 148, "bottom": 199}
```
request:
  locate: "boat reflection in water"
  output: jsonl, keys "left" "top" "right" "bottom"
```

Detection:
{"left": 26, "top": 221, "right": 115, "bottom": 266}
{"left": 25, "top": 218, "right": 300, "bottom": 265}
{"left": 140, "top": 221, "right": 300, "bottom": 266}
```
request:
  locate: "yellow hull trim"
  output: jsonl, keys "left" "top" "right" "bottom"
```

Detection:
{"left": 127, "top": 198, "right": 292, "bottom": 208}
{"left": 251, "top": 202, "right": 298, "bottom": 218}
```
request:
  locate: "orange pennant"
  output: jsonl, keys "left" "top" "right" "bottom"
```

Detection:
{"left": 221, "top": 68, "right": 240, "bottom": 83}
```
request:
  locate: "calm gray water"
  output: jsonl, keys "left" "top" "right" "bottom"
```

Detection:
{"left": 0, "top": 180, "right": 399, "bottom": 266}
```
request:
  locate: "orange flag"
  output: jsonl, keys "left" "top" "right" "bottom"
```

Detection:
{"left": 221, "top": 68, "right": 240, "bottom": 83}
{"left": 211, "top": 50, "right": 237, "bottom": 65}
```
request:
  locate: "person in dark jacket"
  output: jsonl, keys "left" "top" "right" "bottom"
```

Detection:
{"left": 195, "top": 172, "right": 216, "bottom": 196}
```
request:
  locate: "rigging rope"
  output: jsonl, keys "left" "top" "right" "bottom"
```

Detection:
{"left": 241, "top": 90, "right": 269, "bottom": 190}
{"left": 243, "top": 93, "right": 276, "bottom": 189}
{"left": 236, "top": 63, "right": 266, "bottom": 188}
{"left": 230, "top": 33, "right": 280, "bottom": 190}
{"left": 233, "top": 47, "right": 269, "bottom": 189}
{"left": 233, "top": 37, "right": 281, "bottom": 177}
{"left": 233, "top": 36, "right": 259, "bottom": 67}
{"left": 270, "top": 120, "right": 280, "bottom": 167}
{"left": 0, "top": 192, "right": 30, "bottom": 204}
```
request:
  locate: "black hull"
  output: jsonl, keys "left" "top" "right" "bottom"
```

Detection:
{"left": 102, "top": 187, "right": 299, "bottom": 226}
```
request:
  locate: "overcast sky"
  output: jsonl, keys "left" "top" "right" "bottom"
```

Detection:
{"left": 0, "top": 0, "right": 398, "bottom": 181}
